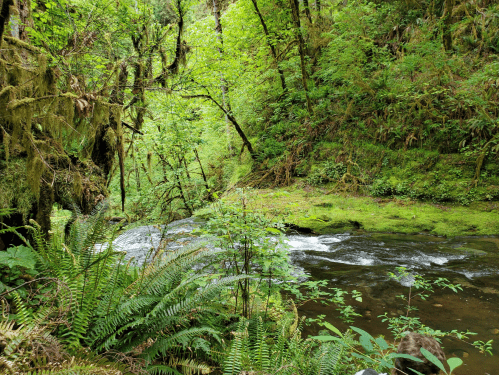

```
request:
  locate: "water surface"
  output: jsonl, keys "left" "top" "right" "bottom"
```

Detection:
{"left": 287, "top": 231, "right": 499, "bottom": 375}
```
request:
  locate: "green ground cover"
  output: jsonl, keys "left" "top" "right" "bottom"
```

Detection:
{"left": 204, "top": 186, "right": 499, "bottom": 237}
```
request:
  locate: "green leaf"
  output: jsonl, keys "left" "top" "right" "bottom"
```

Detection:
{"left": 375, "top": 336, "right": 389, "bottom": 350}
{"left": 324, "top": 322, "right": 343, "bottom": 337}
{"left": 0, "top": 246, "right": 37, "bottom": 269}
{"left": 350, "top": 326, "right": 375, "bottom": 342}
{"left": 447, "top": 357, "right": 463, "bottom": 373}
{"left": 360, "top": 335, "right": 374, "bottom": 352}
{"left": 351, "top": 352, "right": 374, "bottom": 363}
{"left": 310, "top": 335, "right": 343, "bottom": 343}
{"left": 407, "top": 368, "right": 426, "bottom": 375}
{"left": 420, "top": 347, "right": 446, "bottom": 373}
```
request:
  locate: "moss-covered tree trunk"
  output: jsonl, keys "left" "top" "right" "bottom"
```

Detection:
{"left": 442, "top": 0, "right": 454, "bottom": 51}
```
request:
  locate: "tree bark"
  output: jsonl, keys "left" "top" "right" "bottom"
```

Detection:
{"left": 0, "top": 0, "right": 14, "bottom": 48}
{"left": 289, "top": 0, "right": 313, "bottom": 114}
{"left": 193, "top": 148, "right": 213, "bottom": 201}
{"left": 155, "top": 0, "right": 186, "bottom": 86}
{"left": 250, "top": 0, "right": 287, "bottom": 93}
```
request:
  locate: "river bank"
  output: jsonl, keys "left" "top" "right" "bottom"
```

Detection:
{"left": 199, "top": 185, "right": 499, "bottom": 237}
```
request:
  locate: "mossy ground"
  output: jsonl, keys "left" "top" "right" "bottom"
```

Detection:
{"left": 206, "top": 185, "right": 499, "bottom": 237}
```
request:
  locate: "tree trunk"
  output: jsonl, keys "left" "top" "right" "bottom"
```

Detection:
{"left": 213, "top": 0, "right": 232, "bottom": 151}
{"left": 442, "top": 0, "right": 454, "bottom": 51}
{"left": 0, "top": 0, "right": 14, "bottom": 48}
{"left": 315, "top": 0, "right": 320, "bottom": 12}
{"left": 289, "top": 0, "right": 313, "bottom": 114}
{"left": 194, "top": 148, "right": 213, "bottom": 201}
{"left": 183, "top": 94, "right": 257, "bottom": 159}
{"left": 303, "top": 0, "right": 312, "bottom": 23}
{"left": 250, "top": 0, "right": 287, "bottom": 93}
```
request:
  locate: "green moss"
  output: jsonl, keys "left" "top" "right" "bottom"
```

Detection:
{"left": 0, "top": 158, "right": 36, "bottom": 221}
{"left": 217, "top": 186, "right": 499, "bottom": 237}
{"left": 226, "top": 155, "right": 253, "bottom": 186}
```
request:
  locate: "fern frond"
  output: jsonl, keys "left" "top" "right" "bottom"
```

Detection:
{"left": 252, "top": 317, "right": 270, "bottom": 372}
{"left": 316, "top": 342, "right": 343, "bottom": 375}
{"left": 145, "top": 327, "right": 220, "bottom": 360}
{"left": 223, "top": 319, "right": 248, "bottom": 375}
{"left": 12, "top": 291, "right": 32, "bottom": 326}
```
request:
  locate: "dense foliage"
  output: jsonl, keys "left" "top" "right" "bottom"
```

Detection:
{"left": 1, "top": 0, "right": 498, "bottom": 374}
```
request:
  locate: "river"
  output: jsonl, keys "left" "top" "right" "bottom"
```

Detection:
{"left": 111, "top": 218, "right": 499, "bottom": 375}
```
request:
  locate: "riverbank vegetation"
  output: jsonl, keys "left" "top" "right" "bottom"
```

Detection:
{"left": 1, "top": 0, "right": 498, "bottom": 373}
{"left": 1, "top": 197, "right": 489, "bottom": 374}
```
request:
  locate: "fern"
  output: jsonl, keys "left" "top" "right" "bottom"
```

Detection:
{"left": 12, "top": 291, "right": 32, "bottom": 326}
{"left": 24, "top": 203, "right": 129, "bottom": 349}
{"left": 223, "top": 319, "right": 247, "bottom": 375}
{"left": 250, "top": 317, "right": 270, "bottom": 372}
{"left": 86, "top": 239, "right": 248, "bottom": 373}
{"left": 0, "top": 316, "right": 141, "bottom": 374}
{"left": 316, "top": 342, "right": 343, "bottom": 375}
{"left": 223, "top": 311, "right": 347, "bottom": 375}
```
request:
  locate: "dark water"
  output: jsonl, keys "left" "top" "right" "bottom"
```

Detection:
{"left": 287, "top": 232, "right": 499, "bottom": 375}
{"left": 112, "top": 219, "right": 499, "bottom": 374}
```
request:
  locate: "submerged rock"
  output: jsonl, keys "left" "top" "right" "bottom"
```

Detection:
{"left": 454, "top": 247, "right": 488, "bottom": 257}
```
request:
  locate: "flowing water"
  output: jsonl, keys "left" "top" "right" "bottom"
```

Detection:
{"left": 113, "top": 218, "right": 499, "bottom": 374}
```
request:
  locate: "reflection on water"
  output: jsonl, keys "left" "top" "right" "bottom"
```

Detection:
{"left": 113, "top": 219, "right": 499, "bottom": 375}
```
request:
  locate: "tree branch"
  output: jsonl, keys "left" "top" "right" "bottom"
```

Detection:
{"left": 182, "top": 94, "right": 256, "bottom": 159}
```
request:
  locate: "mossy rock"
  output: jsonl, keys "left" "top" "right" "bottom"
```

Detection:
{"left": 316, "top": 214, "right": 331, "bottom": 222}
{"left": 299, "top": 218, "right": 362, "bottom": 234}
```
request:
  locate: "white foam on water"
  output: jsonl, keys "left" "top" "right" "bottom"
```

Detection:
{"left": 398, "top": 252, "right": 468, "bottom": 268}
{"left": 455, "top": 269, "right": 493, "bottom": 279}
{"left": 417, "top": 255, "right": 450, "bottom": 266}
{"left": 332, "top": 257, "right": 375, "bottom": 266}
{"left": 308, "top": 254, "right": 375, "bottom": 266}
{"left": 318, "top": 235, "right": 344, "bottom": 244}
{"left": 399, "top": 274, "right": 416, "bottom": 287}
{"left": 286, "top": 236, "right": 330, "bottom": 252}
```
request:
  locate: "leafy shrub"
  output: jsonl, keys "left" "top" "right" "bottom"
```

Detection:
{"left": 370, "top": 178, "right": 393, "bottom": 197}
{"left": 203, "top": 189, "right": 290, "bottom": 318}
{"left": 257, "top": 138, "right": 286, "bottom": 161}
{"left": 306, "top": 161, "right": 347, "bottom": 186}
